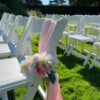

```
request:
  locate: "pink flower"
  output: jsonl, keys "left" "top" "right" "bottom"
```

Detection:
{"left": 35, "top": 65, "right": 46, "bottom": 76}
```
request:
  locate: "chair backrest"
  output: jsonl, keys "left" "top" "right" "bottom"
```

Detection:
{"left": 0, "top": 12, "right": 9, "bottom": 23}
{"left": 46, "top": 18, "right": 67, "bottom": 64}
{"left": 39, "top": 18, "right": 56, "bottom": 53}
{"left": 16, "top": 16, "right": 35, "bottom": 46}
{"left": 6, "top": 14, "right": 16, "bottom": 24}
{"left": 65, "top": 15, "right": 84, "bottom": 34}
{"left": 46, "top": 18, "right": 67, "bottom": 52}
{"left": 8, "top": 15, "right": 28, "bottom": 43}
{"left": 80, "top": 15, "right": 100, "bottom": 36}
{"left": 46, "top": 14, "right": 55, "bottom": 19}
{"left": 0, "top": 12, "right": 9, "bottom": 30}
{"left": 4, "top": 14, "right": 16, "bottom": 34}
{"left": 83, "top": 15, "right": 100, "bottom": 24}
{"left": 66, "top": 15, "right": 82, "bottom": 23}
{"left": 7, "top": 16, "right": 28, "bottom": 55}
{"left": 15, "top": 16, "right": 44, "bottom": 56}
{"left": 28, "top": 17, "right": 44, "bottom": 36}
{"left": 53, "top": 14, "right": 65, "bottom": 20}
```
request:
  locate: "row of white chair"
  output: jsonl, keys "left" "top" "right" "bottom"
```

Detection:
{"left": 65, "top": 15, "right": 100, "bottom": 68}
{"left": 46, "top": 14, "right": 100, "bottom": 69}
{"left": 0, "top": 12, "right": 67, "bottom": 100}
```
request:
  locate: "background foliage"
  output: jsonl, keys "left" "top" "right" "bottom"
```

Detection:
{"left": 69, "top": 0, "right": 100, "bottom": 6}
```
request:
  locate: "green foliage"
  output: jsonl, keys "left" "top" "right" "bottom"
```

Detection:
{"left": 0, "top": 3, "right": 9, "bottom": 12}
{"left": 26, "top": 9, "right": 44, "bottom": 17}
{"left": 17, "top": 26, "right": 24, "bottom": 38}
{"left": 29, "top": 0, "right": 42, "bottom": 5}
{"left": 69, "top": 0, "right": 100, "bottom": 6}
{"left": 0, "top": 0, "right": 44, "bottom": 16}
{"left": 0, "top": 3, "right": 9, "bottom": 17}
{"left": 0, "top": 0, "right": 26, "bottom": 15}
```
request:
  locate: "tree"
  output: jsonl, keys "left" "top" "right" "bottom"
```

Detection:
{"left": 0, "top": 0, "right": 24, "bottom": 14}
{"left": 69, "top": 0, "right": 100, "bottom": 6}
{"left": 26, "top": 0, "right": 42, "bottom": 5}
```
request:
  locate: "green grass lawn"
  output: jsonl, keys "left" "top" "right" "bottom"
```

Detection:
{"left": 8, "top": 28, "right": 100, "bottom": 100}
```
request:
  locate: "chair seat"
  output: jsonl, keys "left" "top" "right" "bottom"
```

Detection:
{"left": 85, "top": 25, "right": 93, "bottom": 29}
{"left": 94, "top": 42, "right": 100, "bottom": 47}
{"left": 0, "top": 43, "right": 11, "bottom": 58}
{"left": 93, "top": 27, "right": 100, "bottom": 30}
{"left": 0, "top": 36, "right": 4, "bottom": 43}
{"left": 68, "top": 35, "right": 95, "bottom": 42}
{"left": 68, "top": 24, "right": 77, "bottom": 27}
{"left": 0, "top": 57, "right": 26, "bottom": 91}
{"left": 63, "top": 31, "right": 74, "bottom": 36}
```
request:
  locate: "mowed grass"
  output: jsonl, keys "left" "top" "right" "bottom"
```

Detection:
{"left": 9, "top": 26, "right": 100, "bottom": 100}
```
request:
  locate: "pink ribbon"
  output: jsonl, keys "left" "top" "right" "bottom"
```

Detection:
{"left": 39, "top": 18, "right": 62, "bottom": 100}
{"left": 46, "top": 73, "right": 62, "bottom": 100}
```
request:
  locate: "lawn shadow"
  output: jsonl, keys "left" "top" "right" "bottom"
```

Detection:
{"left": 57, "top": 47, "right": 84, "bottom": 69}
{"left": 78, "top": 67, "right": 100, "bottom": 88}
{"left": 8, "top": 90, "right": 15, "bottom": 100}
{"left": 34, "top": 92, "right": 42, "bottom": 100}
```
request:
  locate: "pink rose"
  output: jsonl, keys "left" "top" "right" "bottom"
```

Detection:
{"left": 35, "top": 65, "right": 46, "bottom": 76}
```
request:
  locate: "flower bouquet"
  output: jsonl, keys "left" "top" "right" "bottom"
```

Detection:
{"left": 20, "top": 52, "right": 56, "bottom": 84}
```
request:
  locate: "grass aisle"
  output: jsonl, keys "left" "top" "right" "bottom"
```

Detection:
{"left": 57, "top": 47, "right": 100, "bottom": 100}
{"left": 14, "top": 34, "right": 100, "bottom": 100}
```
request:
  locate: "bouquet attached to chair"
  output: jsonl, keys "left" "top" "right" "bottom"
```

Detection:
{"left": 20, "top": 52, "right": 63, "bottom": 100}
{"left": 20, "top": 52, "right": 56, "bottom": 84}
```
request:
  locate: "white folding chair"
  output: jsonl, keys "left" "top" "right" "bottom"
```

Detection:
{"left": 0, "top": 16, "right": 28, "bottom": 58}
{"left": 16, "top": 17, "right": 44, "bottom": 56}
{"left": 27, "top": 17, "right": 44, "bottom": 36}
{"left": 46, "top": 18, "right": 67, "bottom": 59}
{"left": 89, "top": 41, "right": 100, "bottom": 68}
{"left": 83, "top": 29, "right": 100, "bottom": 68}
{"left": 84, "top": 15, "right": 100, "bottom": 34}
{"left": 0, "top": 12, "right": 10, "bottom": 43}
{"left": 67, "top": 15, "right": 100, "bottom": 60}
{"left": 0, "top": 14, "right": 16, "bottom": 43}
{"left": 7, "top": 15, "right": 28, "bottom": 44}
{"left": 0, "top": 17, "right": 67, "bottom": 100}
{"left": 63, "top": 15, "right": 84, "bottom": 53}
{"left": 0, "top": 12, "right": 9, "bottom": 33}
{"left": 63, "top": 15, "right": 84, "bottom": 36}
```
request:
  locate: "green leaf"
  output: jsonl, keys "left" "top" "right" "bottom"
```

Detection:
{"left": 48, "top": 72, "right": 56, "bottom": 84}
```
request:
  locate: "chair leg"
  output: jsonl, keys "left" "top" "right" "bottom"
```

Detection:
{"left": 81, "top": 42, "right": 84, "bottom": 53}
{"left": 38, "top": 86, "right": 46, "bottom": 100}
{"left": 64, "top": 44, "right": 70, "bottom": 54}
{"left": 89, "top": 50, "right": 100, "bottom": 69}
{"left": 73, "top": 39, "right": 77, "bottom": 49}
{"left": 83, "top": 45, "right": 95, "bottom": 66}
{"left": 64, "top": 36, "right": 68, "bottom": 54}
{"left": 24, "top": 82, "right": 40, "bottom": 100}
{"left": 64, "top": 36, "right": 71, "bottom": 54}
{"left": 67, "top": 38, "right": 76, "bottom": 56}
{"left": 27, "top": 38, "right": 33, "bottom": 55}
{"left": 1, "top": 92, "right": 8, "bottom": 100}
